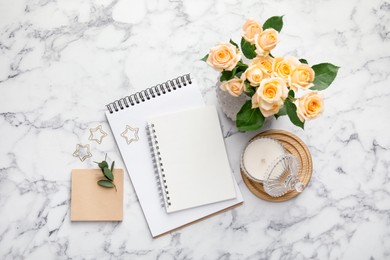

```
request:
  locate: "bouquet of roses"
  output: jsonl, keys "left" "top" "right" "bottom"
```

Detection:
{"left": 202, "top": 16, "right": 339, "bottom": 131}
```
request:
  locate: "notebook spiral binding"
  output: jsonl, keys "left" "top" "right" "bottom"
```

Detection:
{"left": 106, "top": 74, "right": 192, "bottom": 113}
{"left": 146, "top": 123, "right": 171, "bottom": 208}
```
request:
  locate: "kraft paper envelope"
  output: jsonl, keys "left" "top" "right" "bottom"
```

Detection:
{"left": 71, "top": 169, "right": 124, "bottom": 221}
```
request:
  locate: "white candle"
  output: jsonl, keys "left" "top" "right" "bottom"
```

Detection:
{"left": 242, "top": 138, "right": 285, "bottom": 181}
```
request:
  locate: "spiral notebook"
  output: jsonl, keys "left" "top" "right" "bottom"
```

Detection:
{"left": 105, "top": 74, "right": 243, "bottom": 237}
{"left": 147, "top": 106, "right": 237, "bottom": 213}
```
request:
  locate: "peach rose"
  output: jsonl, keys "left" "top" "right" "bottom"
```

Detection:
{"left": 295, "top": 91, "right": 324, "bottom": 121}
{"left": 242, "top": 64, "right": 264, "bottom": 87}
{"left": 254, "top": 28, "right": 279, "bottom": 56}
{"left": 207, "top": 43, "right": 241, "bottom": 71}
{"left": 272, "top": 56, "right": 300, "bottom": 81}
{"left": 252, "top": 77, "right": 288, "bottom": 117}
{"left": 242, "top": 19, "right": 263, "bottom": 44}
{"left": 220, "top": 77, "right": 244, "bottom": 97}
{"left": 250, "top": 55, "right": 274, "bottom": 76}
{"left": 289, "top": 64, "right": 315, "bottom": 91}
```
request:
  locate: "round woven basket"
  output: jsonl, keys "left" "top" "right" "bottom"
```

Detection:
{"left": 241, "top": 129, "right": 313, "bottom": 202}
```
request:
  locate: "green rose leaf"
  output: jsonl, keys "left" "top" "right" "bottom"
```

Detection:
{"left": 235, "top": 60, "right": 248, "bottom": 69}
{"left": 275, "top": 91, "right": 294, "bottom": 119}
{"left": 103, "top": 167, "right": 114, "bottom": 181}
{"left": 219, "top": 61, "right": 248, "bottom": 82}
{"left": 310, "top": 63, "right": 340, "bottom": 91}
{"left": 235, "top": 71, "right": 244, "bottom": 78}
{"left": 201, "top": 54, "right": 209, "bottom": 62}
{"left": 230, "top": 39, "right": 239, "bottom": 49}
{"left": 234, "top": 61, "right": 248, "bottom": 75}
{"left": 240, "top": 37, "right": 257, "bottom": 59}
{"left": 275, "top": 103, "right": 287, "bottom": 119}
{"left": 236, "top": 100, "right": 265, "bottom": 131}
{"left": 299, "top": 58, "right": 308, "bottom": 64}
{"left": 285, "top": 100, "right": 304, "bottom": 129}
{"left": 263, "top": 16, "right": 284, "bottom": 32}
{"left": 220, "top": 70, "right": 232, "bottom": 82}
{"left": 288, "top": 89, "right": 295, "bottom": 98}
{"left": 244, "top": 80, "right": 256, "bottom": 97}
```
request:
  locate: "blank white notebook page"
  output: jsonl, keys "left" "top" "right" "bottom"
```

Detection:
{"left": 149, "top": 106, "right": 237, "bottom": 213}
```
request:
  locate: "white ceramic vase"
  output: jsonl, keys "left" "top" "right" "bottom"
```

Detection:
{"left": 215, "top": 81, "right": 249, "bottom": 121}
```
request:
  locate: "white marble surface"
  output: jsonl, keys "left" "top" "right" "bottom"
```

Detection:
{"left": 1, "top": 0, "right": 390, "bottom": 259}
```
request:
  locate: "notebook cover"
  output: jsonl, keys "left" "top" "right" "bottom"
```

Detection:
{"left": 71, "top": 169, "right": 124, "bottom": 221}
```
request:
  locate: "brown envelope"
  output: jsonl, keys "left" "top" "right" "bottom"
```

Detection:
{"left": 71, "top": 169, "right": 124, "bottom": 221}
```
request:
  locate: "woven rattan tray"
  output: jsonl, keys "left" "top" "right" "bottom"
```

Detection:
{"left": 240, "top": 129, "right": 312, "bottom": 202}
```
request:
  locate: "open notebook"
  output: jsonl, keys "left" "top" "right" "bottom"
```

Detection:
{"left": 147, "top": 106, "right": 237, "bottom": 213}
{"left": 105, "top": 74, "right": 243, "bottom": 237}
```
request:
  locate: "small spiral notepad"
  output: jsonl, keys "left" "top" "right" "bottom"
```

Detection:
{"left": 105, "top": 74, "right": 243, "bottom": 237}
{"left": 147, "top": 106, "right": 237, "bottom": 213}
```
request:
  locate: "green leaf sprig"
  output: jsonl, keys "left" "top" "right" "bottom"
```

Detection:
{"left": 94, "top": 154, "right": 117, "bottom": 191}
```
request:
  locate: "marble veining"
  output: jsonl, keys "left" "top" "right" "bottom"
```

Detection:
{"left": 1, "top": 0, "right": 390, "bottom": 259}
